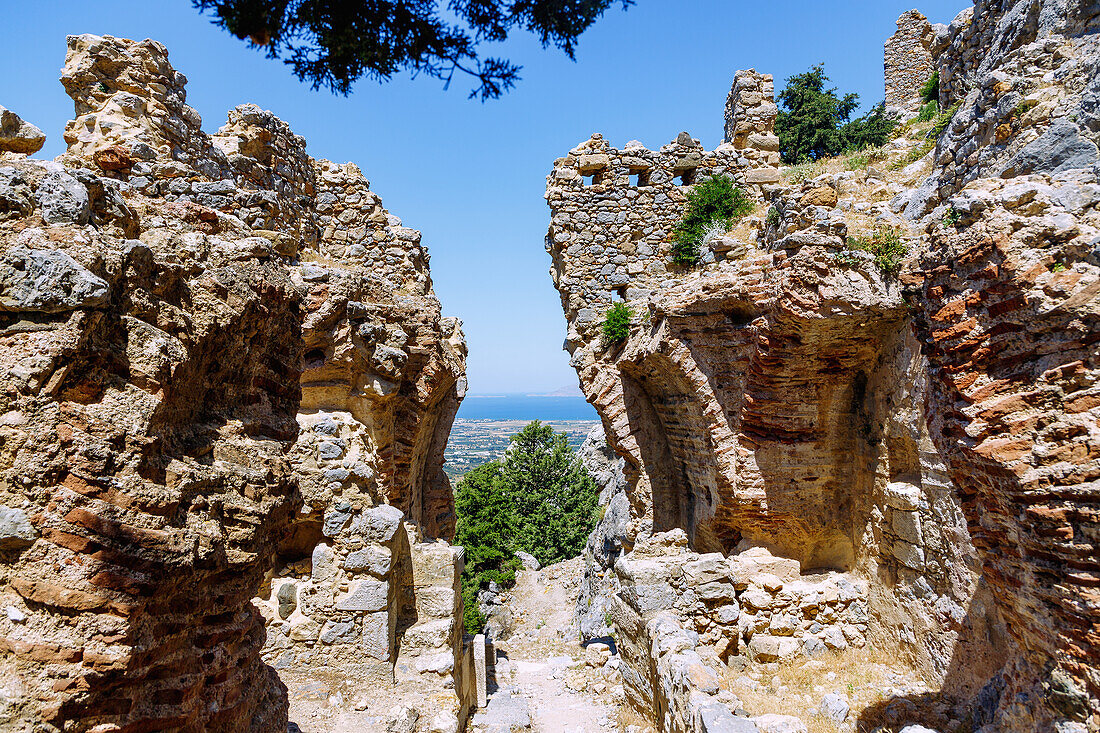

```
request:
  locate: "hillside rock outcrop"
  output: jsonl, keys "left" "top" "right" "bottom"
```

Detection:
{"left": 0, "top": 33, "right": 467, "bottom": 732}
{"left": 575, "top": 424, "right": 628, "bottom": 640}
{"left": 548, "top": 2, "right": 1099, "bottom": 731}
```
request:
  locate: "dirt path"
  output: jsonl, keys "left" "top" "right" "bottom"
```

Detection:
{"left": 470, "top": 558, "right": 624, "bottom": 733}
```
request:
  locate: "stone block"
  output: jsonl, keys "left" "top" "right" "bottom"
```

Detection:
{"left": 402, "top": 618, "right": 454, "bottom": 651}
{"left": 474, "top": 633, "right": 487, "bottom": 708}
{"left": 697, "top": 702, "right": 760, "bottom": 733}
{"left": 416, "top": 651, "right": 454, "bottom": 674}
{"left": 616, "top": 557, "right": 672, "bottom": 586}
{"left": 823, "top": 626, "right": 848, "bottom": 650}
{"left": 682, "top": 657, "right": 720, "bottom": 694}
{"left": 820, "top": 693, "right": 849, "bottom": 722}
{"left": 322, "top": 505, "right": 352, "bottom": 539}
{"left": 892, "top": 510, "right": 923, "bottom": 545}
{"left": 0, "top": 247, "right": 107, "bottom": 314}
{"left": 311, "top": 542, "right": 337, "bottom": 582}
{"left": 746, "top": 133, "right": 780, "bottom": 151}
{"left": 752, "top": 713, "right": 808, "bottom": 733}
{"left": 577, "top": 154, "right": 609, "bottom": 174}
{"left": 621, "top": 583, "right": 678, "bottom": 614}
{"left": 344, "top": 546, "right": 391, "bottom": 577}
{"left": 697, "top": 581, "right": 738, "bottom": 603}
{"left": 274, "top": 579, "right": 297, "bottom": 620}
{"left": 335, "top": 579, "right": 389, "bottom": 612}
{"left": 0, "top": 506, "right": 36, "bottom": 549}
{"left": 714, "top": 603, "right": 740, "bottom": 625}
{"left": 361, "top": 611, "right": 392, "bottom": 660}
{"left": 319, "top": 619, "right": 356, "bottom": 644}
{"left": 34, "top": 171, "right": 90, "bottom": 225}
{"left": 415, "top": 585, "right": 457, "bottom": 619}
{"left": 740, "top": 589, "right": 773, "bottom": 610}
{"left": 768, "top": 614, "right": 796, "bottom": 636}
{"left": 747, "top": 634, "right": 800, "bottom": 662}
{"left": 891, "top": 540, "right": 925, "bottom": 570}
{"left": 744, "top": 168, "right": 780, "bottom": 184}
{"left": 288, "top": 610, "right": 320, "bottom": 642}
{"left": 683, "top": 554, "right": 729, "bottom": 585}
{"left": 883, "top": 482, "right": 921, "bottom": 510}
{"left": 348, "top": 504, "right": 405, "bottom": 544}
{"left": 411, "top": 543, "right": 461, "bottom": 588}
{"left": 729, "top": 548, "right": 799, "bottom": 584}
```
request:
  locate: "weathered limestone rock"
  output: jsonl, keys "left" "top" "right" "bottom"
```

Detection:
{"left": 576, "top": 423, "right": 629, "bottom": 640}
{"left": 901, "top": 0, "right": 1100, "bottom": 217}
{"left": 0, "top": 106, "right": 45, "bottom": 155}
{"left": 0, "top": 33, "right": 469, "bottom": 732}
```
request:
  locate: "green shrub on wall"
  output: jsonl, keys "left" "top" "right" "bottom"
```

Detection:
{"left": 844, "top": 228, "right": 908, "bottom": 275}
{"left": 602, "top": 302, "right": 632, "bottom": 342}
{"left": 671, "top": 175, "right": 753, "bottom": 265}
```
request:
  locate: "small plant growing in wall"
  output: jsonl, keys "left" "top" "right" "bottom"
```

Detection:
{"left": 672, "top": 175, "right": 753, "bottom": 265}
{"left": 602, "top": 303, "right": 632, "bottom": 343}
{"left": 844, "top": 228, "right": 908, "bottom": 276}
{"left": 766, "top": 206, "right": 780, "bottom": 228}
{"left": 919, "top": 70, "right": 939, "bottom": 105}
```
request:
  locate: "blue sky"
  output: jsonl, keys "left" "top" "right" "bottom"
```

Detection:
{"left": 1, "top": 0, "right": 965, "bottom": 394}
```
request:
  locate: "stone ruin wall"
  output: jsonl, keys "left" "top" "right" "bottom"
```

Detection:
{"left": 547, "top": 69, "right": 779, "bottom": 342}
{"left": 549, "top": 2, "right": 1100, "bottom": 728}
{"left": 0, "top": 33, "right": 471, "bottom": 732}
{"left": 884, "top": 10, "right": 936, "bottom": 117}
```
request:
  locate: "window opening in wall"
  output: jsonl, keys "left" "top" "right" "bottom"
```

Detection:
{"left": 610, "top": 286, "right": 627, "bottom": 302}
{"left": 631, "top": 169, "right": 650, "bottom": 187}
{"left": 582, "top": 169, "right": 607, "bottom": 186}
{"left": 676, "top": 168, "right": 697, "bottom": 186}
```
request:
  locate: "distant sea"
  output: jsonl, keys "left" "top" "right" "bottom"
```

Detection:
{"left": 456, "top": 394, "right": 599, "bottom": 421}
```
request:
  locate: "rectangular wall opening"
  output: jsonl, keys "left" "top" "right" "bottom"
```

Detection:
{"left": 582, "top": 169, "right": 607, "bottom": 186}
{"left": 676, "top": 169, "right": 697, "bottom": 186}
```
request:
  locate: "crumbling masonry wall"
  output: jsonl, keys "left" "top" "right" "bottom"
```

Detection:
{"left": 548, "top": 68, "right": 1016, "bottom": 730}
{"left": 884, "top": 10, "right": 936, "bottom": 117}
{"left": 0, "top": 33, "right": 469, "bottom": 732}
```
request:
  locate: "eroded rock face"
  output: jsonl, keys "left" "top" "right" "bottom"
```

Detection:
{"left": 575, "top": 424, "right": 628, "bottom": 640}
{"left": 909, "top": 172, "right": 1100, "bottom": 730}
{"left": 900, "top": 0, "right": 1100, "bottom": 218}
{"left": 0, "top": 158, "right": 302, "bottom": 733}
{"left": 1, "top": 33, "right": 467, "bottom": 732}
{"left": 549, "top": 5, "right": 1100, "bottom": 728}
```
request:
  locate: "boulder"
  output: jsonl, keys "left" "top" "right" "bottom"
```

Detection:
{"left": 697, "top": 702, "right": 760, "bottom": 732}
{"left": 820, "top": 693, "right": 850, "bottom": 723}
{"left": 34, "top": 170, "right": 90, "bottom": 224}
{"left": 516, "top": 550, "right": 540, "bottom": 570}
{"left": 0, "top": 105, "right": 45, "bottom": 154}
{"left": 0, "top": 246, "right": 108, "bottom": 313}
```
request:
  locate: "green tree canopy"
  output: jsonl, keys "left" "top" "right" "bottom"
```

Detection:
{"left": 192, "top": 0, "right": 632, "bottom": 99}
{"left": 501, "top": 421, "right": 600, "bottom": 567}
{"left": 453, "top": 420, "right": 599, "bottom": 632}
{"left": 775, "top": 64, "right": 896, "bottom": 163}
{"left": 454, "top": 460, "right": 518, "bottom": 632}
